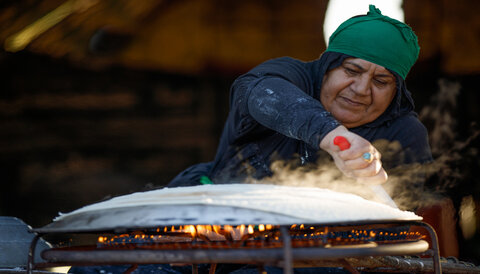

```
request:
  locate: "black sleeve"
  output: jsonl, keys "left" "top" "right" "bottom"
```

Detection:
{"left": 396, "top": 115, "right": 433, "bottom": 164}
{"left": 374, "top": 114, "right": 433, "bottom": 168}
{"left": 229, "top": 57, "right": 340, "bottom": 149}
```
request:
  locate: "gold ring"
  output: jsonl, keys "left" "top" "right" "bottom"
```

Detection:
{"left": 362, "top": 152, "right": 373, "bottom": 163}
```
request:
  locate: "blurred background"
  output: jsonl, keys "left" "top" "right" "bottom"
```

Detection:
{"left": 0, "top": 0, "right": 479, "bottom": 264}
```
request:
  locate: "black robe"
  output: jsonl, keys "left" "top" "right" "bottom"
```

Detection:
{"left": 168, "top": 52, "right": 432, "bottom": 187}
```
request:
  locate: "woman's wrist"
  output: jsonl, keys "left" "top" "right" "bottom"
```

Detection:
{"left": 319, "top": 125, "right": 348, "bottom": 151}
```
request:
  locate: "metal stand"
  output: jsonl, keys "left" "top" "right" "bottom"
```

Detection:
{"left": 279, "top": 221, "right": 441, "bottom": 274}
{"left": 280, "top": 226, "right": 293, "bottom": 274}
{"left": 27, "top": 221, "right": 443, "bottom": 274}
{"left": 26, "top": 234, "right": 41, "bottom": 274}
{"left": 416, "top": 221, "right": 442, "bottom": 274}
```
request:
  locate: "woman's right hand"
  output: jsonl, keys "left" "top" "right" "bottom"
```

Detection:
{"left": 319, "top": 126, "right": 388, "bottom": 185}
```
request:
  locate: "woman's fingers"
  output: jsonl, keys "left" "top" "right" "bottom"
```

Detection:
{"left": 319, "top": 126, "right": 387, "bottom": 184}
{"left": 356, "top": 168, "right": 388, "bottom": 185}
{"left": 338, "top": 144, "right": 381, "bottom": 161}
{"left": 343, "top": 149, "right": 381, "bottom": 168}
{"left": 338, "top": 146, "right": 386, "bottom": 184}
{"left": 345, "top": 157, "right": 381, "bottom": 174}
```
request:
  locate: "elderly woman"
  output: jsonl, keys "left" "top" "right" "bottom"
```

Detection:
{"left": 168, "top": 5, "right": 432, "bottom": 188}
{"left": 68, "top": 6, "right": 433, "bottom": 274}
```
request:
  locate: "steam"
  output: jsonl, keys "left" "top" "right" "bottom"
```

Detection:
{"left": 248, "top": 154, "right": 380, "bottom": 202}
{"left": 416, "top": 79, "right": 479, "bottom": 203}
{"left": 247, "top": 79, "right": 479, "bottom": 211}
{"left": 421, "top": 79, "right": 461, "bottom": 156}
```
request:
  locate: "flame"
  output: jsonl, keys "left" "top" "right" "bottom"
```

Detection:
{"left": 95, "top": 224, "right": 425, "bottom": 248}
{"left": 239, "top": 224, "right": 246, "bottom": 235}
{"left": 186, "top": 225, "right": 196, "bottom": 237}
{"left": 196, "top": 225, "right": 205, "bottom": 234}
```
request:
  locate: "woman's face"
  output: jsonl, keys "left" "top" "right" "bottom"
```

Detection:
{"left": 320, "top": 58, "right": 397, "bottom": 128}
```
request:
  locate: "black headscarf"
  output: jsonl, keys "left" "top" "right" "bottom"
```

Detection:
{"left": 315, "top": 51, "right": 415, "bottom": 128}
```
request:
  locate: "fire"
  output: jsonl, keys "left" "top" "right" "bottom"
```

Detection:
{"left": 97, "top": 236, "right": 106, "bottom": 243}
{"left": 95, "top": 224, "right": 425, "bottom": 248}
{"left": 239, "top": 224, "right": 246, "bottom": 234}
{"left": 186, "top": 225, "right": 196, "bottom": 237}
{"left": 212, "top": 225, "right": 221, "bottom": 234}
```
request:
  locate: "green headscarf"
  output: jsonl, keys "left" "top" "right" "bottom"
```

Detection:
{"left": 326, "top": 5, "right": 420, "bottom": 79}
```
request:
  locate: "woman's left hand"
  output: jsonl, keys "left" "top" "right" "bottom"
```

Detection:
{"left": 319, "top": 126, "right": 388, "bottom": 185}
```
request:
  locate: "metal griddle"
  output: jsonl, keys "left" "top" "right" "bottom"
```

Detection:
{"left": 27, "top": 185, "right": 443, "bottom": 273}
{"left": 28, "top": 208, "right": 442, "bottom": 273}
{"left": 35, "top": 204, "right": 310, "bottom": 234}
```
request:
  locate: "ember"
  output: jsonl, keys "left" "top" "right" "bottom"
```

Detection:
{"left": 92, "top": 223, "right": 424, "bottom": 250}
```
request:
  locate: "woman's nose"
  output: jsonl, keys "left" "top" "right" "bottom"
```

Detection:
{"left": 351, "top": 77, "right": 371, "bottom": 96}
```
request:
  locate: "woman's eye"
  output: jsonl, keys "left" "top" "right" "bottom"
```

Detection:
{"left": 344, "top": 67, "right": 358, "bottom": 75}
{"left": 374, "top": 79, "right": 387, "bottom": 86}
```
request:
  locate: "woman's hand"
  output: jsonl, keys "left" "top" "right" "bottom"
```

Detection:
{"left": 319, "top": 126, "right": 388, "bottom": 185}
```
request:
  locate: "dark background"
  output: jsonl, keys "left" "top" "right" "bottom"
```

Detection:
{"left": 0, "top": 0, "right": 479, "bottom": 264}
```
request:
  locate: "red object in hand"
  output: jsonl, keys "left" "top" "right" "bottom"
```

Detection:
{"left": 333, "top": 136, "right": 351, "bottom": 151}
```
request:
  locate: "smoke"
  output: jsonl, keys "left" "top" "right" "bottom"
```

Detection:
{"left": 375, "top": 79, "right": 478, "bottom": 210}
{"left": 416, "top": 79, "right": 479, "bottom": 202}
{"left": 247, "top": 153, "right": 381, "bottom": 202}
{"left": 248, "top": 79, "right": 479, "bottom": 211}
{"left": 421, "top": 79, "right": 461, "bottom": 156}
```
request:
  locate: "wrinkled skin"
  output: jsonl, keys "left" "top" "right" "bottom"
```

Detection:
{"left": 321, "top": 58, "right": 397, "bottom": 128}
{"left": 319, "top": 58, "right": 396, "bottom": 185}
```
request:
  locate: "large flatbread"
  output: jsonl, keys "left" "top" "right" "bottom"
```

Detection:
{"left": 54, "top": 184, "right": 421, "bottom": 225}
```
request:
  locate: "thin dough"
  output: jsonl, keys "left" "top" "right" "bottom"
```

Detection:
{"left": 55, "top": 184, "right": 421, "bottom": 223}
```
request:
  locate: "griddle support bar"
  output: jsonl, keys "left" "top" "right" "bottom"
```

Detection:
{"left": 192, "top": 264, "right": 199, "bottom": 274}
{"left": 280, "top": 226, "right": 293, "bottom": 274}
{"left": 26, "top": 233, "right": 41, "bottom": 274}
{"left": 418, "top": 221, "right": 442, "bottom": 274}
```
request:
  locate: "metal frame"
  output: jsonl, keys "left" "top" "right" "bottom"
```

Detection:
{"left": 27, "top": 221, "right": 441, "bottom": 274}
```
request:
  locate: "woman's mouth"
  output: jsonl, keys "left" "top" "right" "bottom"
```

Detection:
{"left": 339, "top": 96, "right": 366, "bottom": 107}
